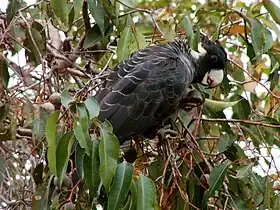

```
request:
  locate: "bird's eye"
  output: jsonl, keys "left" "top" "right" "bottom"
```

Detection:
{"left": 210, "top": 55, "right": 218, "bottom": 63}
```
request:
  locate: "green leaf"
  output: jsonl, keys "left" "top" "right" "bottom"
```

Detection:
{"left": 232, "top": 96, "right": 251, "bottom": 120}
{"left": 190, "top": 31, "right": 199, "bottom": 51}
{"left": 99, "top": 121, "right": 120, "bottom": 193}
{"left": 249, "top": 18, "right": 264, "bottom": 61}
{"left": 202, "top": 161, "right": 231, "bottom": 209}
{"left": 183, "top": 16, "right": 193, "bottom": 37}
{"left": 83, "top": 25, "right": 103, "bottom": 49}
{"left": 75, "top": 144, "right": 85, "bottom": 179}
{"left": 0, "top": 59, "right": 9, "bottom": 88}
{"left": 236, "top": 165, "right": 252, "bottom": 179}
{"left": 107, "top": 161, "right": 134, "bottom": 210}
{"left": 68, "top": 5, "right": 75, "bottom": 26}
{"left": 130, "top": 30, "right": 147, "bottom": 52}
{"left": 73, "top": 0, "right": 83, "bottom": 20}
{"left": 263, "top": 0, "right": 280, "bottom": 25}
{"left": 137, "top": 174, "right": 156, "bottom": 210}
{"left": 159, "top": 22, "right": 176, "bottom": 41}
{"left": 73, "top": 103, "right": 92, "bottom": 155}
{"left": 263, "top": 28, "right": 273, "bottom": 53}
{"left": 32, "top": 174, "right": 54, "bottom": 210}
{"left": 6, "top": 0, "right": 21, "bottom": 24}
{"left": 117, "top": 17, "right": 133, "bottom": 62}
{"left": 205, "top": 98, "right": 241, "bottom": 112}
{"left": 269, "top": 69, "right": 279, "bottom": 91}
{"left": 84, "top": 137, "right": 100, "bottom": 200}
{"left": 24, "top": 28, "right": 46, "bottom": 66}
{"left": 61, "top": 90, "right": 73, "bottom": 108}
{"left": 33, "top": 163, "right": 44, "bottom": 185}
{"left": 218, "top": 134, "right": 237, "bottom": 153}
{"left": 56, "top": 132, "right": 74, "bottom": 187}
{"left": 84, "top": 97, "right": 100, "bottom": 119}
{"left": 240, "top": 124, "right": 261, "bottom": 147}
{"left": 260, "top": 17, "right": 280, "bottom": 38}
{"left": 11, "top": 24, "right": 25, "bottom": 53}
{"left": 129, "top": 180, "right": 138, "bottom": 210}
{"left": 88, "top": 0, "right": 109, "bottom": 35}
{"left": 45, "top": 111, "right": 60, "bottom": 175}
{"left": 51, "top": 0, "right": 68, "bottom": 28}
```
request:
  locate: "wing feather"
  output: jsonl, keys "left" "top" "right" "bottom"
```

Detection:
{"left": 96, "top": 43, "right": 195, "bottom": 141}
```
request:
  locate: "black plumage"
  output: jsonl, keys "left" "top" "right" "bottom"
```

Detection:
{"left": 96, "top": 36, "right": 227, "bottom": 143}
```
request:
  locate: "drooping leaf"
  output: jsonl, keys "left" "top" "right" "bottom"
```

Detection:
{"left": 87, "top": 0, "right": 109, "bottom": 35}
{"left": 51, "top": 0, "right": 69, "bottom": 28}
{"left": 99, "top": 120, "right": 120, "bottom": 193}
{"left": 24, "top": 27, "right": 46, "bottom": 66}
{"left": 56, "top": 132, "right": 74, "bottom": 187}
{"left": 32, "top": 175, "right": 54, "bottom": 210}
{"left": 236, "top": 165, "right": 253, "bottom": 179}
{"left": 159, "top": 22, "right": 176, "bottom": 41}
{"left": 6, "top": 0, "right": 21, "bottom": 24}
{"left": 117, "top": 16, "right": 133, "bottom": 61}
{"left": 107, "top": 161, "right": 134, "bottom": 210}
{"left": 205, "top": 98, "right": 241, "bottom": 112}
{"left": 249, "top": 18, "right": 264, "bottom": 61}
{"left": 260, "top": 17, "right": 280, "bottom": 38}
{"left": 130, "top": 180, "right": 138, "bottom": 210}
{"left": 73, "top": 103, "right": 92, "bottom": 155}
{"left": 218, "top": 134, "right": 237, "bottom": 153}
{"left": 83, "top": 24, "right": 103, "bottom": 49}
{"left": 232, "top": 96, "right": 251, "bottom": 120}
{"left": 45, "top": 111, "right": 60, "bottom": 175}
{"left": 202, "top": 161, "right": 231, "bottom": 209}
{"left": 84, "top": 97, "right": 100, "bottom": 119}
{"left": 68, "top": 5, "right": 75, "bottom": 26}
{"left": 130, "top": 29, "right": 147, "bottom": 52}
{"left": 61, "top": 90, "right": 73, "bottom": 109}
{"left": 263, "top": 28, "right": 273, "bottom": 53}
{"left": 84, "top": 136, "right": 100, "bottom": 200}
{"left": 183, "top": 16, "right": 193, "bottom": 37}
{"left": 73, "top": 0, "right": 83, "bottom": 20}
{"left": 137, "top": 174, "right": 156, "bottom": 210}
{"left": 75, "top": 143, "right": 85, "bottom": 179}
{"left": 33, "top": 163, "right": 44, "bottom": 187}
{"left": 263, "top": 0, "right": 280, "bottom": 25}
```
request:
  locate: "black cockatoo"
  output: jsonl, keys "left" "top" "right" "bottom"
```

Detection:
{"left": 96, "top": 35, "right": 227, "bottom": 143}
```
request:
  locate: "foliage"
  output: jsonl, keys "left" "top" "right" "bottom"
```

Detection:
{"left": 0, "top": 0, "right": 280, "bottom": 209}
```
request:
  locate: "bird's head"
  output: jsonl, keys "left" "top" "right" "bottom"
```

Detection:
{"left": 191, "top": 35, "right": 227, "bottom": 88}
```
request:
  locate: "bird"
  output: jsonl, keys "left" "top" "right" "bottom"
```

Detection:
{"left": 96, "top": 35, "right": 227, "bottom": 144}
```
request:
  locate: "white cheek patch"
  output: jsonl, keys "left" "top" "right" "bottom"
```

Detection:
{"left": 201, "top": 69, "right": 224, "bottom": 87}
{"left": 208, "top": 69, "right": 224, "bottom": 87}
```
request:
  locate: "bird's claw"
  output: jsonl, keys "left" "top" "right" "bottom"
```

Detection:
{"left": 180, "top": 89, "right": 205, "bottom": 111}
{"left": 157, "top": 125, "right": 179, "bottom": 139}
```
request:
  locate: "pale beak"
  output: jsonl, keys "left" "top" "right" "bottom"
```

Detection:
{"left": 190, "top": 43, "right": 207, "bottom": 60}
{"left": 201, "top": 69, "right": 224, "bottom": 88}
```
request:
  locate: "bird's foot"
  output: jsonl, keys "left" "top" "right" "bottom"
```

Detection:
{"left": 180, "top": 89, "right": 205, "bottom": 111}
{"left": 157, "top": 125, "right": 179, "bottom": 140}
